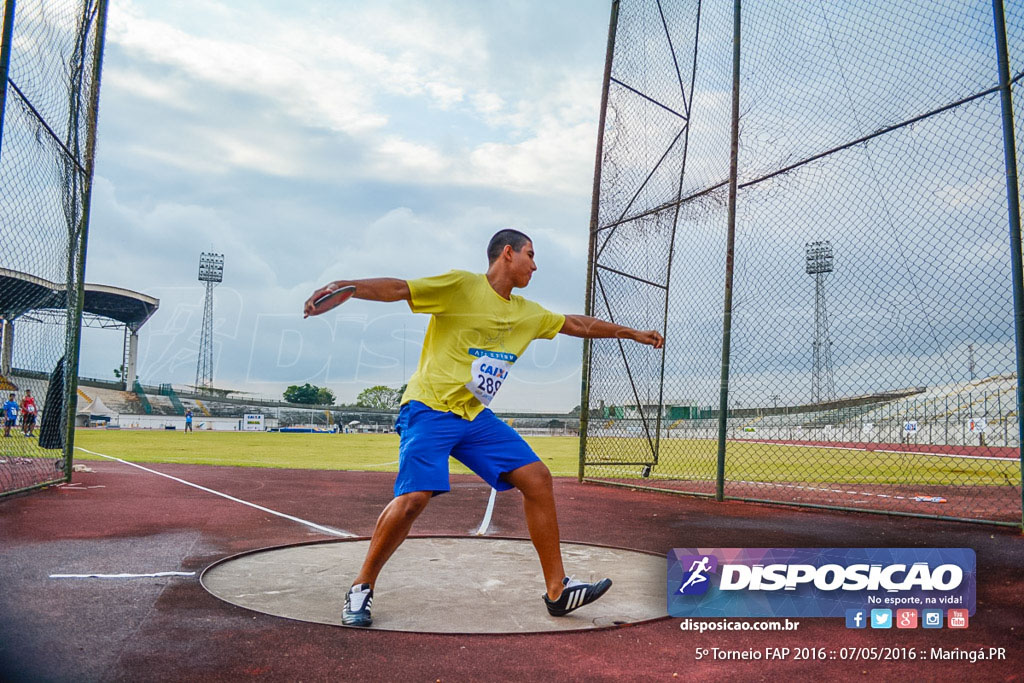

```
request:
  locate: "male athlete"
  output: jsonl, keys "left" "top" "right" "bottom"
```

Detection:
{"left": 303, "top": 229, "right": 664, "bottom": 627}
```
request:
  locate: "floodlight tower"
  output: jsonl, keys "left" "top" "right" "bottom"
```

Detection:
{"left": 195, "top": 252, "right": 224, "bottom": 390}
{"left": 805, "top": 241, "right": 835, "bottom": 403}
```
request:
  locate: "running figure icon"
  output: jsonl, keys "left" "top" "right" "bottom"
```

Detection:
{"left": 678, "top": 556, "right": 712, "bottom": 594}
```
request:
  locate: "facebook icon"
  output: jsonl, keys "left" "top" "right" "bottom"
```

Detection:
{"left": 846, "top": 609, "right": 867, "bottom": 629}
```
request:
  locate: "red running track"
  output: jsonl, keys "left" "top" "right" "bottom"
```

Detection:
{"left": 1, "top": 460, "right": 1022, "bottom": 681}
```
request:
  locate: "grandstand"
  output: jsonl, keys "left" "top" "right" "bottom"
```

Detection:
{"left": 595, "top": 377, "right": 1019, "bottom": 450}
{"left": 7, "top": 361, "right": 1016, "bottom": 444}
{"left": 0, "top": 366, "right": 583, "bottom": 435}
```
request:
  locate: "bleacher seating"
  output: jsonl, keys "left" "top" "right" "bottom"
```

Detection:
{"left": 6, "top": 369, "right": 1017, "bottom": 445}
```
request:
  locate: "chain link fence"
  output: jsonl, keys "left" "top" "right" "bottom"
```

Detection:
{"left": 581, "top": 0, "right": 1024, "bottom": 526}
{"left": 0, "top": 0, "right": 108, "bottom": 497}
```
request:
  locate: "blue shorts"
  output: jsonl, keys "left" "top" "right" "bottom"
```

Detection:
{"left": 393, "top": 401, "right": 540, "bottom": 497}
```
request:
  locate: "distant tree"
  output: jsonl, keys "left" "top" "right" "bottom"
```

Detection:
{"left": 284, "top": 383, "right": 335, "bottom": 405}
{"left": 113, "top": 368, "right": 122, "bottom": 379}
{"left": 356, "top": 385, "right": 402, "bottom": 410}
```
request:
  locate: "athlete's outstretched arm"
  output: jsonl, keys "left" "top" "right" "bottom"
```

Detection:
{"left": 304, "top": 278, "right": 411, "bottom": 318}
{"left": 559, "top": 314, "right": 664, "bottom": 349}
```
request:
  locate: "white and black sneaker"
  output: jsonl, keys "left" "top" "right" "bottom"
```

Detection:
{"left": 342, "top": 583, "right": 373, "bottom": 627}
{"left": 544, "top": 576, "right": 612, "bottom": 617}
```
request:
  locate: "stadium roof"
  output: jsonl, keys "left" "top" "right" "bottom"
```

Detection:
{"left": 0, "top": 267, "right": 159, "bottom": 328}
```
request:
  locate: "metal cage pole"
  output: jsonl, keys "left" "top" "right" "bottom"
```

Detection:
{"left": 0, "top": 0, "right": 15, "bottom": 158}
{"left": 62, "top": 0, "right": 109, "bottom": 479}
{"left": 991, "top": 0, "right": 1024, "bottom": 528}
{"left": 653, "top": 0, "right": 704, "bottom": 472}
{"left": 714, "top": 0, "right": 741, "bottom": 501}
{"left": 579, "top": 0, "right": 620, "bottom": 482}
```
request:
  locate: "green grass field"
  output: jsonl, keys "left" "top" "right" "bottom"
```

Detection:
{"left": 71, "top": 430, "right": 583, "bottom": 476}
{"left": 586, "top": 438, "right": 1021, "bottom": 486}
{"left": 58, "top": 430, "right": 1020, "bottom": 487}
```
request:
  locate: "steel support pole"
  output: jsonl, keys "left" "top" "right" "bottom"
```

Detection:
{"left": 1, "top": 319, "right": 12, "bottom": 376}
{"left": 715, "top": 0, "right": 741, "bottom": 501}
{"left": 0, "top": 0, "right": 15, "bottom": 160}
{"left": 579, "top": 0, "right": 619, "bottom": 482}
{"left": 62, "top": 0, "right": 109, "bottom": 480}
{"left": 992, "top": 0, "right": 1024, "bottom": 528}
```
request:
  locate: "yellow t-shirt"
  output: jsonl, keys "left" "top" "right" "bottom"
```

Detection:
{"left": 401, "top": 270, "right": 566, "bottom": 421}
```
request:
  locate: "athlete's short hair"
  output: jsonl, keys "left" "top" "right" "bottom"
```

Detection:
{"left": 487, "top": 229, "right": 532, "bottom": 264}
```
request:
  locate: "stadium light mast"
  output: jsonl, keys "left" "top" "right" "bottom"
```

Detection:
{"left": 805, "top": 241, "right": 835, "bottom": 403}
{"left": 195, "top": 252, "right": 224, "bottom": 390}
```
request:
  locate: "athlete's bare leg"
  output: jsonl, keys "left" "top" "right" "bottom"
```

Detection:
{"left": 352, "top": 490, "right": 432, "bottom": 588}
{"left": 502, "top": 461, "right": 567, "bottom": 600}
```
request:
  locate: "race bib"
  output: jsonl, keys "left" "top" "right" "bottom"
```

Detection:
{"left": 465, "top": 348, "right": 517, "bottom": 406}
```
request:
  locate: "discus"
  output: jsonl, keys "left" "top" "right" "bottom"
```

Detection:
{"left": 313, "top": 285, "right": 356, "bottom": 308}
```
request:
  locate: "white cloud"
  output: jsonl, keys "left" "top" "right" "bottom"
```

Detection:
{"left": 467, "top": 121, "right": 596, "bottom": 195}
{"left": 108, "top": 1, "right": 387, "bottom": 134}
{"left": 471, "top": 91, "right": 505, "bottom": 115}
{"left": 83, "top": 1, "right": 608, "bottom": 409}
{"left": 370, "top": 137, "right": 451, "bottom": 178}
{"left": 105, "top": 0, "right": 601, "bottom": 196}
{"left": 104, "top": 67, "right": 196, "bottom": 111}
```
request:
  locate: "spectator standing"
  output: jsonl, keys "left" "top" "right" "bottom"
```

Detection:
{"left": 3, "top": 393, "right": 18, "bottom": 438}
{"left": 20, "top": 389, "right": 37, "bottom": 437}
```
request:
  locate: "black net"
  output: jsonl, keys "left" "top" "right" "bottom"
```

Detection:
{"left": 583, "top": 0, "right": 1024, "bottom": 525}
{"left": 0, "top": 0, "right": 106, "bottom": 496}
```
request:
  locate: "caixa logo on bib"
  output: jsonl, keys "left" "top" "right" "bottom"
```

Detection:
{"left": 667, "top": 548, "right": 975, "bottom": 618}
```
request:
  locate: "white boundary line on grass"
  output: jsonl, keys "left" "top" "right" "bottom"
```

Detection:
{"left": 731, "top": 478, "right": 916, "bottom": 501}
{"left": 582, "top": 467, "right": 948, "bottom": 503}
{"left": 738, "top": 439, "right": 1011, "bottom": 461}
{"left": 75, "top": 447, "right": 355, "bottom": 538}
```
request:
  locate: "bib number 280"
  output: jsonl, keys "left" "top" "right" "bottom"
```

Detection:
{"left": 466, "top": 348, "right": 517, "bottom": 407}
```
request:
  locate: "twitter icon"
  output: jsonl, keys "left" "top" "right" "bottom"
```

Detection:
{"left": 870, "top": 609, "right": 892, "bottom": 629}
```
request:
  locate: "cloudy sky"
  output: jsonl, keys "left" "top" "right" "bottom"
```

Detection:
{"left": 80, "top": 0, "right": 612, "bottom": 411}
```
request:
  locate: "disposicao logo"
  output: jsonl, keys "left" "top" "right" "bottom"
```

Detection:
{"left": 675, "top": 555, "right": 718, "bottom": 595}
{"left": 667, "top": 548, "right": 975, "bottom": 619}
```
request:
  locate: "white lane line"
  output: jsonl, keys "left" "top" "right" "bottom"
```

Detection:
{"left": 50, "top": 572, "right": 196, "bottom": 579}
{"left": 733, "top": 479, "right": 914, "bottom": 501}
{"left": 475, "top": 487, "right": 497, "bottom": 536}
{"left": 362, "top": 460, "right": 399, "bottom": 468}
{"left": 738, "top": 439, "right": 1011, "bottom": 461}
{"left": 75, "top": 447, "right": 355, "bottom": 538}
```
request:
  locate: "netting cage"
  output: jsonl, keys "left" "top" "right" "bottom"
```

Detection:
{"left": 581, "top": 0, "right": 1024, "bottom": 526}
{"left": 0, "top": 0, "right": 108, "bottom": 496}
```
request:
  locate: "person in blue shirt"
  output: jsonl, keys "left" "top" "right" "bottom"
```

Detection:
{"left": 3, "top": 393, "right": 19, "bottom": 438}
{"left": 184, "top": 409, "right": 193, "bottom": 433}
